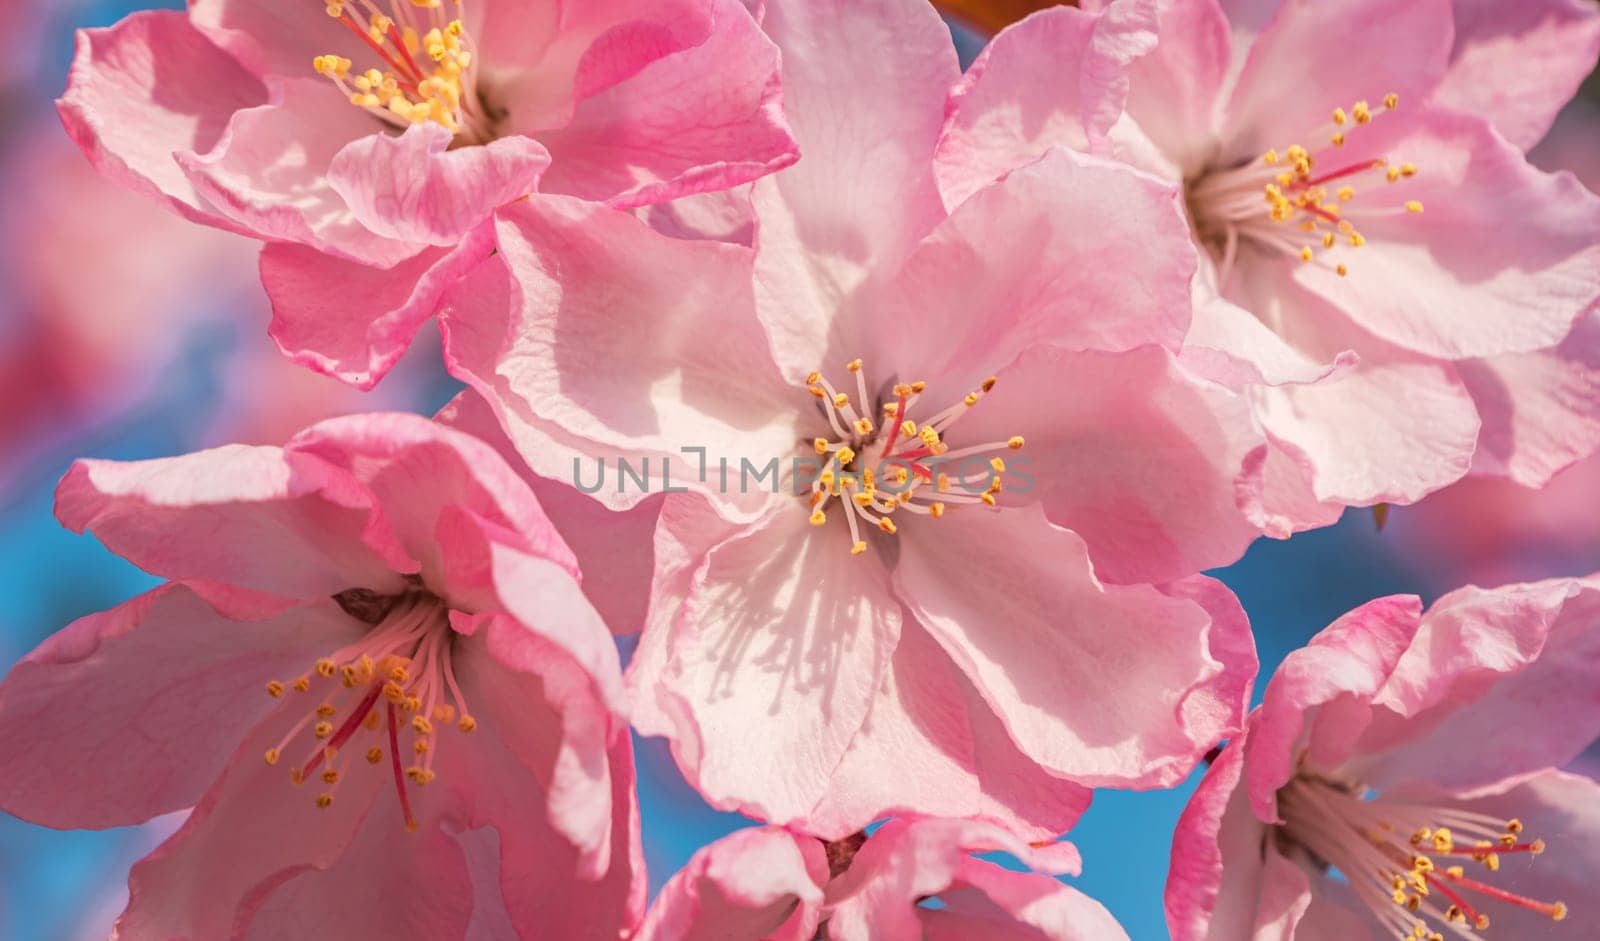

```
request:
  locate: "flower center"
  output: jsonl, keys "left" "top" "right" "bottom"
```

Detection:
{"left": 802, "top": 359, "right": 1024, "bottom": 556}
{"left": 260, "top": 589, "right": 476, "bottom": 831}
{"left": 312, "top": 0, "right": 498, "bottom": 142}
{"left": 1186, "top": 94, "right": 1421, "bottom": 283}
{"left": 1278, "top": 773, "right": 1567, "bottom": 940}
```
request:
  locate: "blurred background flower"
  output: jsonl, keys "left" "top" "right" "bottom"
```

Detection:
{"left": 0, "top": 3, "right": 1595, "bottom": 939}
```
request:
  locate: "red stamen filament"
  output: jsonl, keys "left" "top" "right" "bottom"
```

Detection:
{"left": 336, "top": 13, "right": 419, "bottom": 91}
{"left": 1443, "top": 870, "right": 1566, "bottom": 919}
{"left": 387, "top": 704, "right": 419, "bottom": 832}
{"left": 1423, "top": 873, "right": 1489, "bottom": 930}
{"left": 301, "top": 684, "right": 383, "bottom": 776}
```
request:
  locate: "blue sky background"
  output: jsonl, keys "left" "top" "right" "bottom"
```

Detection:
{"left": 1, "top": 4, "right": 1597, "bottom": 939}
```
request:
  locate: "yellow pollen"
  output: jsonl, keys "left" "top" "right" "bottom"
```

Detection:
{"left": 264, "top": 748, "right": 280, "bottom": 766}
{"left": 292, "top": 677, "right": 311, "bottom": 693}
{"left": 981, "top": 376, "right": 997, "bottom": 392}
{"left": 266, "top": 680, "right": 285, "bottom": 698}
{"left": 846, "top": 359, "right": 863, "bottom": 372}
{"left": 878, "top": 518, "right": 897, "bottom": 535}
{"left": 1331, "top": 132, "right": 1345, "bottom": 147}
{"left": 814, "top": 438, "right": 829, "bottom": 455}
{"left": 314, "top": 721, "right": 334, "bottom": 739}
{"left": 1300, "top": 247, "right": 1315, "bottom": 262}
{"left": 836, "top": 447, "right": 856, "bottom": 465}
{"left": 1406, "top": 201, "right": 1424, "bottom": 214}
{"left": 980, "top": 493, "right": 998, "bottom": 507}
{"left": 1336, "top": 264, "right": 1349, "bottom": 277}
{"left": 316, "top": 794, "right": 334, "bottom": 809}
{"left": 412, "top": 716, "right": 433, "bottom": 735}
{"left": 1263, "top": 149, "right": 1279, "bottom": 165}
{"left": 321, "top": 770, "right": 340, "bottom": 784}
{"left": 1385, "top": 93, "right": 1400, "bottom": 109}
{"left": 850, "top": 541, "right": 867, "bottom": 555}
{"left": 1353, "top": 100, "right": 1372, "bottom": 124}
{"left": 458, "top": 715, "right": 477, "bottom": 732}
{"left": 1007, "top": 436, "right": 1024, "bottom": 450}
{"left": 1332, "top": 107, "right": 1347, "bottom": 125}
{"left": 832, "top": 392, "right": 849, "bottom": 408}
{"left": 366, "top": 747, "right": 384, "bottom": 764}
{"left": 1553, "top": 902, "right": 1567, "bottom": 921}
{"left": 315, "top": 659, "right": 337, "bottom": 678}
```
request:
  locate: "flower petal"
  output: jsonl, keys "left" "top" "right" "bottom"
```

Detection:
{"left": 57, "top": 11, "right": 266, "bottom": 230}
{"left": 436, "top": 389, "right": 665, "bottom": 635}
{"left": 535, "top": 0, "right": 797, "bottom": 210}
{"left": 0, "top": 588, "right": 359, "bottom": 829}
{"left": 933, "top": 2, "right": 1162, "bottom": 209}
{"left": 808, "top": 621, "right": 1093, "bottom": 841}
{"left": 113, "top": 713, "right": 388, "bottom": 939}
{"left": 952, "top": 344, "right": 1264, "bottom": 584}
{"left": 896, "top": 506, "right": 1253, "bottom": 789}
{"left": 55, "top": 445, "right": 411, "bottom": 597}
{"left": 1222, "top": 0, "right": 1453, "bottom": 157}
{"left": 649, "top": 506, "right": 902, "bottom": 828}
{"left": 261, "top": 225, "right": 493, "bottom": 390}
{"left": 877, "top": 148, "right": 1195, "bottom": 391}
{"left": 440, "top": 197, "right": 800, "bottom": 514}
{"left": 1290, "top": 110, "right": 1600, "bottom": 361}
{"left": 179, "top": 80, "right": 422, "bottom": 266}
{"left": 1434, "top": 0, "right": 1600, "bottom": 151}
{"left": 751, "top": 0, "right": 959, "bottom": 377}
{"left": 1354, "top": 576, "right": 1600, "bottom": 795}
{"left": 921, "top": 860, "right": 1132, "bottom": 941}
{"left": 1120, "top": 0, "right": 1233, "bottom": 171}
{"left": 826, "top": 817, "right": 1086, "bottom": 941}
{"left": 1253, "top": 357, "right": 1481, "bottom": 507}
{"left": 328, "top": 124, "right": 550, "bottom": 247}
{"left": 1243, "top": 594, "right": 1422, "bottom": 822}
{"left": 1459, "top": 312, "right": 1600, "bottom": 487}
{"left": 636, "top": 827, "right": 827, "bottom": 941}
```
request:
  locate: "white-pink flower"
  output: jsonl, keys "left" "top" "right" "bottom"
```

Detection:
{"left": 938, "top": 0, "right": 1600, "bottom": 532}
{"left": 59, "top": 0, "right": 798, "bottom": 388}
{"left": 441, "top": 0, "right": 1262, "bottom": 838}
{"left": 1166, "top": 575, "right": 1600, "bottom": 940}
{"left": 0, "top": 413, "right": 642, "bottom": 938}
{"left": 638, "top": 817, "right": 1129, "bottom": 941}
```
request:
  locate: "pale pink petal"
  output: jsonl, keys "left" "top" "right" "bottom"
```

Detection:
{"left": 808, "top": 622, "right": 1093, "bottom": 841}
{"left": 261, "top": 224, "right": 493, "bottom": 390}
{"left": 923, "top": 859, "right": 1131, "bottom": 941}
{"left": 1253, "top": 357, "right": 1480, "bottom": 507}
{"left": 57, "top": 11, "right": 266, "bottom": 230}
{"left": 1461, "top": 312, "right": 1600, "bottom": 486}
{"left": 636, "top": 827, "right": 827, "bottom": 941}
{"left": 0, "top": 588, "right": 359, "bottom": 829}
{"left": 234, "top": 803, "right": 473, "bottom": 938}
{"left": 1353, "top": 576, "right": 1600, "bottom": 795}
{"left": 490, "top": 0, "right": 713, "bottom": 136}
{"left": 1165, "top": 742, "right": 1264, "bottom": 941}
{"left": 1435, "top": 0, "right": 1600, "bottom": 151}
{"left": 329, "top": 124, "right": 550, "bottom": 246}
{"left": 178, "top": 80, "right": 421, "bottom": 266}
{"left": 435, "top": 389, "right": 665, "bottom": 635}
{"left": 55, "top": 445, "right": 411, "bottom": 597}
{"left": 190, "top": 0, "right": 370, "bottom": 82}
{"left": 1247, "top": 850, "right": 1313, "bottom": 940}
{"left": 1119, "top": 0, "right": 1233, "bottom": 171}
{"left": 114, "top": 715, "right": 388, "bottom": 939}
{"left": 1243, "top": 595, "right": 1423, "bottom": 822}
{"left": 751, "top": 0, "right": 959, "bottom": 377}
{"left": 1288, "top": 110, "right": 1600, "bottom": 360}
{"left": 283, "top": 412, "right": 580, "bottom": 593}
{"left": 1432, "top": 770, "right": 1600, "bottom": 938}
{"left": 1222, "top": 0, "right": 1453, "bottom": 156}
{"left": 878, "top": 148, "right": 1195, "bottom": 391}
{"left": 1252, "top": 433, "right": 1346, "bottom": 538}
{"left": 1182, "top": 290, "right": 1355, "bottom": 388}
{"left": 536, "top": 0, "right": 797, "bottom": 209}
{"left": 649, "top": 507, "right": 902, "bottom": 829}
{"left": 896, "top": 506, "right": 1253, "bottom": 789}
{"left": 448, "top": 615, "right": 638, "bottom": 918}
{"left": 951, "top": 344, "right": 1263, "bottom": 585}
{"left": 933, "top": 3, "right": 1162, "bottom": 209}
{"left": 440, "top": 198, "right": 800, "bottom": 514}
{"left": 826, "top": 817, "right": 1084, "bottom": 941}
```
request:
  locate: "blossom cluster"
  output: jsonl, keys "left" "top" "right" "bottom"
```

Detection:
{"left": 3, "top": 0, "right": 1599, "bottom": 938}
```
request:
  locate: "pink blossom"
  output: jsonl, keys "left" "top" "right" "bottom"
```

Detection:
{"left": 59, "top": 0, "right": 798, "bottom": 388}
{"left": 0, "top": 413, "right": 642, "bottom": 938}
{"left": 637, "top": 817, "right": 1130, "bottom": 941}
{"left": 441, "top": 0, "right": 1261, "bottom": 838}
{"left": 938, "top": 0, "right": 1600, "bottom": 532}
{"left": 1165, "top": 576, "right": 1600, "bottom": 940}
